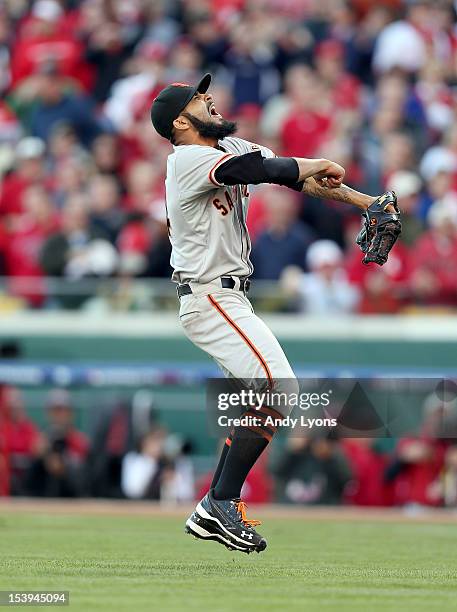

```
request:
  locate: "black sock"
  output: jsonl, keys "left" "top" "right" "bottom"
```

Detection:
{"left": 210, "top": 435, "right": 232, "bottom": 490}
{"left": 213, "top": 428, "right": 269, "bottom": 500}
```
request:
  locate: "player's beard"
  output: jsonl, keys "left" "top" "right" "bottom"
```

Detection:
{"left": 182, "top": 112, "right": 237, "bottom": 140}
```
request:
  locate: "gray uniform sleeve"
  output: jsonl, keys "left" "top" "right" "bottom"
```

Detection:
{"left": 174, "top": 145, "right": 237, "bottom": 198}
{"left": 228, "top": 137, "right": 276, "bottom": 159}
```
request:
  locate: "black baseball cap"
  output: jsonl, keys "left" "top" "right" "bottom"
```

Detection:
{"left": 150, "top": 73, "right": 212, "bottom": 140}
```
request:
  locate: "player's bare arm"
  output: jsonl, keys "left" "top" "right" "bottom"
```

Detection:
{"left": 301, "top": 175, "right": 375, "bottom": 211}
{"left": 299, "top": 176, "right": 401, "bottom": 265}
{"left": 293, "top": 158, "right": 345, "bottom": 187}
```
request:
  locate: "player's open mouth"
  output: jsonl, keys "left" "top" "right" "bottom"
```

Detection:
{"left": 208, "top": 103, "right": 221, "bottom": 117}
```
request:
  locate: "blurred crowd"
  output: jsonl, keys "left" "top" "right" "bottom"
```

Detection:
{"left": 0, "top": 384, "right": 195, "bottom": 500}
{"left": 1, "top": 0, "right": 457, "bottom": 312}
{"left": 3, "top": 382, "right": 457, "bottom": 509}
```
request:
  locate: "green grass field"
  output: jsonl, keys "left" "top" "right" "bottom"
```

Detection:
{"left": 1, "top": 508, "right": 457, "bottom": 612}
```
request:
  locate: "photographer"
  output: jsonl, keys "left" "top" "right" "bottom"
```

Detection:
{"left": 270, "top": 431, "right": 352, "bottom": 505}
{"left": 25, "top": 390, "right": 88, "bottom": 497}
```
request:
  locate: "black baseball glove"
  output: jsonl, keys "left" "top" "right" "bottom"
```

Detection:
{"left": 356, "top": 191, "right": 401, "bottom": 266}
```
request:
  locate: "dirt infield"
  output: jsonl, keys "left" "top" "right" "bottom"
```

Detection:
{"left": 1, "top": 498, "right": 457, "bottom": 524}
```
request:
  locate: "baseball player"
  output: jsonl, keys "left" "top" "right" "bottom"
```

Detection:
{"left": 150, "top": 73, "right": 401, "bottom": 554}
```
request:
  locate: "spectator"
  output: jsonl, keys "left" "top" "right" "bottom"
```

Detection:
{"left": 91, "top": 133, "right": 123, "bottom": 180}
{"left": 420, "top": 123, "right": 457, "bottom": 183}
{"left": 373, "top": 1, "right": 431, "bottom": 74}
{"left": 48, "top": 123, "right": 87, "bottom": 174}
{"left": 0, "top": 137, "right": 47, "bottom": 219}
{"left": 40, "top": 194, "right": 118, "bottom": 307}
{"left": 3, "top": 185, "right": 59, "bottom": 306}
{"left": 144, "top": 207, "right": 173, "bottom": 279}
{"left": 0, "top": 425, "right": 8, "bottom": 496}
{"left": 342, "top": 438, "right": 393, "bottom": 506}
{"left": 387, "top": 170, "right": 424, "bottom": 246}
{"left": 0, "top": 386, "right": 39, "bottom": 495}
{"left": 279, "top": 69, "right": 334, "bottom": 158}
{"left": 359, "top": 110, "right": 404, "bottom": 194}
{"left": 85, "top": 390, "right": 158, "bottom": 498}
{"left": 123, "top": 159, "right": 162, "bottom": 214}
{"left": 117, "top": 213, "right": 152, "bottom": 278}
{"left": 251, "top": 186, "right": 314, "bottom": 280}
{"left": 121, "top": 429, "right": 194, "bottom": 502}
{"left": 410, "top": 195, "right": 457, "bottom": 307}
{"left": 53, "top": 156, "right": 91, "bottom": 209}
{"left": 346, "top": 237, "right": 411, "bottom": 314}
{"left": 85, "top": 19, "right": 145, "bottom": 104}
{"left": 381, "top": 132, "right": 417, "bottom": 186}
{"left": 141, "top": 1, "right": 180, "bottom": 48}
{"left": 260, "top": 64, "right": 314, "bottom": 141}
{"left": 415, "top": 60, "right": 454, "bottom": 137}
{"left": 346, "top": 6, "right": 392, "bottom": 84}
{"left": 29, "top": 63, "right": 102, "bottom": 147}
{"left": 86, "top": 400, "right": 134, "bottom": 498}
{"left": 166, "top": 38, "right": 203, "bottom": 88}
{"left": 385, "top": 393, "right": 453, "bottom": 507}
{"left": 25, "top": 389, "right": 89, "bottom": 497}
{"left": 314, "top": 39, "right": 362, "bottom": 112}
{"left": 280, "top": 240, "right": 359, "bottom": 314}
{"left": 88, "top": 174, "right": 125, "bottom": 243}
{"left": 103, "top": 40, "right": 166, "bottom": 132}
{"left": 116, "top": 205, "right": 170, "bottom": 280}
{"left": 232, "top": 103, "right": 262, "bottom": 144}
{"left": 270, "top": 433, "right": 352, "bottom": 505}
{"left": 10, "top": 0, "right": 93, "bottom": 92}
{"left": 187, "top": 11, "right": 228, "bottom": 69}
{"left": 430, "top": 445, "right": 457, "bottom": 507}
{"left": 224, "top": 21, "right": 280, "bottom": 109}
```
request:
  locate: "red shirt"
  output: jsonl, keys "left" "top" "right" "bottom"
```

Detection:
{"left": 4, "top": 213, "right": 59, "bottom": 306}
{"left": 10, "top": 30, "right": 93, "bottom": 91}
{"left": 410, "top": 231, "right": 457, "bottom": 306}
{"left": 0, "top": 173, "right": 54, "bottom": 218}
{"left": 342, "top": 440, "right": 391, "bottom": 506}
{"left": 346, "top": 241, "right": 411, "bottom": 314}
{"left": 332, "top": 74, "right": 361, "bottom": 110}
{"left": 392, "top": 438, "right": 446, "bottom": 507}
{"left": 3, "top": 419, "right": 39, "bottom": 456}
{"left": 347, "top": 241, "right": 410, "bottom": 286}
{"left": 1, "top": 417, "right": 39, "bottom": 491}
{"left": 0, "top": 419, "right": 10, "bottom": 496}
{"left": 65, "top": 430, "right": 89, "bottom": 462}
{"left": 280, "top": 109, "right": 333, "bottom": 158}
{"left": 117, "top": 221, "right": 151, "bottom": 255}
{"left": 4, "top": 214, "right": 59, "bottom": 278}
{"left": 245, "top": 191, "right": 267, "bottom": 241}
{"left": 0, "top": 173, "right": 31, "bottom": 217}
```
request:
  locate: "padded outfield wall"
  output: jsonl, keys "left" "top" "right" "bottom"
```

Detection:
{"left": 0, "top": 313, "right": 456, "bottom": 367}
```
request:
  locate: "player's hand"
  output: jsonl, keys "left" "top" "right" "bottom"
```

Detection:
{"left": 314, "top": 161, "right": 345, "bottom": 188}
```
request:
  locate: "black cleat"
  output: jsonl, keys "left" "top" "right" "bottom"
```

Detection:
{"left": 185, "top": 489, "right": 267, "bottom": 554}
